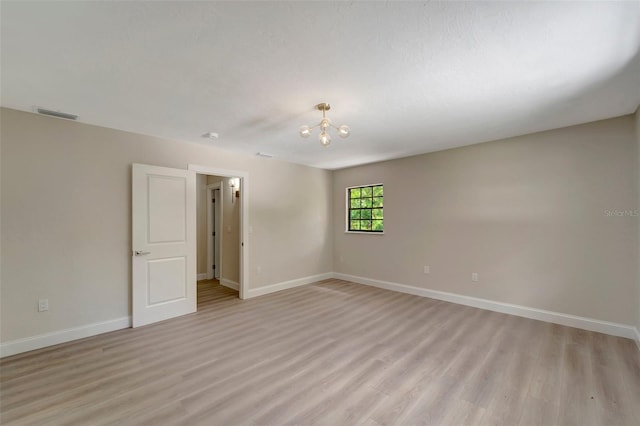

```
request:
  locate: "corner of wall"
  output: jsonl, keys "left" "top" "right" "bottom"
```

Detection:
{"left": 329, "top": 169, "right": 337, "bottom": 274}
{"left": 635, "top": 106, "right": 640, "bottom": 338}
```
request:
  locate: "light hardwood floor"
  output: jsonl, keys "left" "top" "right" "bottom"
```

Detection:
{"left": 1, "top": 279, "right": 639, "bottom": 425}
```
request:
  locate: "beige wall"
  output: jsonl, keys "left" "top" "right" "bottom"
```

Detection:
{"left": 196, "top": 174, "right": 208, "bottom": 274}
{"left": 206, "top": 176, "right": 223, "bottom": 186}
{"left": 2, "top": 106, "right": 636, "bottom": 346}
{"left": 0, "top": 108, "right": 333, "bottom": 343}
{"left": 220, "top": 176, "right": 241, "bottom": 284}
{"left": 334, "top": 115, "right": 638, "bottom": 325}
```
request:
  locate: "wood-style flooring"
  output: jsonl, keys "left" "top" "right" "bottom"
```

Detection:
{"left": 1, "top": 279, "right": 639, "bottom": 425}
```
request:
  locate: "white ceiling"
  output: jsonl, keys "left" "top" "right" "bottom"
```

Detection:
{"left": 2, "top": 1, "right": 639, "bottom": 170}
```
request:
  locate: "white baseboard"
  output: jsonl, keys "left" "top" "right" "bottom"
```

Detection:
{"left": 220, "top": 278, "right": 239, "bottom": 291}
{"left": 334, "top": 273, "right": 638, "bottom": 341}
{"left": 197, "top": 272, "right": 213, "bottom": 281}
{"left": 0, "top": 316, "right": 131, "bottom": 358}
{"left": 5, "top": 274, "right": 636, "bottom": 358}
{"left": 246, "top": 272, "right": 334, "bottom": 298}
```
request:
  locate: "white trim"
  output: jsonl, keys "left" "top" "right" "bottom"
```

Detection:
{"left": 333, "top": 273, "right": 638, "bottom": 340}
{"left": 188, "top": 164, "right": 249, "bottom": 300}
{"left": 0, "top": 317, "right": 131, "bottom": 358}
{"left": 344, "top": 231, "right": 384, "bottom": 235}
{"left": 345, "top": 182, "right": 385, "bottom": 189}
{"left": 206, "top": 183, "right": 222, "bottom": 281}
{"left": 220, "top": 278, "right": 239, "bottom": 291}
{"left": 197, "top": 273, "right": 210, "bottom": 281}
{"left": 246, "top": 273, "right": 333, "bottom": 298}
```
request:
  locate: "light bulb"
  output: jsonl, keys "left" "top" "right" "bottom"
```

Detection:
{"left": 319, "top": 131, "right": 331, "bottom": 146}
{"left": 299, "top": 125, "right": 311, "bottom": 138}
{"left": 320, "top": 118, "right": 330, "bottom": 130}
{"left": 337, "top": 125, "right": 350, "bottom": 138}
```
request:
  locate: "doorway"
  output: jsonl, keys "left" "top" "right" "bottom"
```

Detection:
{"left": 198, "top": 175, "right": 238, "bottom": 295}
{"left": 190, "top": 164, "right": 248, "bottom": 299}
{"left": 132, "top": 163, "right": 249, "bottom": 328}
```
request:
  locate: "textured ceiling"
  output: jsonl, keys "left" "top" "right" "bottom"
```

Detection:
{"left": 2, "top": 1, "right": 639, "bottom": 169}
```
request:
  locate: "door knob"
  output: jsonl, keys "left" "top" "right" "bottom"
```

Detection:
{"left": 135, "top": 250, "right": 151, "bottom": 256}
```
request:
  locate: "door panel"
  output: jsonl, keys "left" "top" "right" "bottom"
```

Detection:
{"left": 147, "top": 257, "right": 187, "bottom": 304}
{"left": 148, "top": 175, "right": 187, "bottom": 243}
{"left": 132, "top": 164, "right": 196, "bottom": 327}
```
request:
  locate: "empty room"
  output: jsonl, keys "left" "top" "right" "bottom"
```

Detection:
{"left": 1, "top": 1, "right": 639, "bottom": 425}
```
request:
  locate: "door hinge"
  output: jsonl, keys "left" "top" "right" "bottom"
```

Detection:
{"left": 212, "top": 198, "right": 216, "bottom": 203}
{"left": 212, "top": 231, "right": 215, "bottom": 236}
{"left": 213, "top": 264, "right": 216, "bottom": 270}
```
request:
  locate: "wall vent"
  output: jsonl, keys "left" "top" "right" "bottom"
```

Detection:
{"left": 36, "top": 107, "right": 78, "bottom": 120}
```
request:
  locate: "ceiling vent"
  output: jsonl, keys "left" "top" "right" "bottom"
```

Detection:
{"left": 36, "top": 107, "right": 78, "bottom": 120}
{"left": 256, "top": 152, "right": 274, "bottom": 158}
{"left": 202, "top": 132, "right": 219, "bottom": 139}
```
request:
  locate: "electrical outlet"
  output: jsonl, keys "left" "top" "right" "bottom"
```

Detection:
{"left": 471, "top": 273, "right": 479, "bottom": 282}
{"left": 423, "top": 265, "right": 430, "bottom": 274}
{"left": 38, "top": 298, "right": 49, "bottom": 312}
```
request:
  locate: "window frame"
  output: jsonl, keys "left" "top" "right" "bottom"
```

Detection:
{"left": 345, "top": 183, "right": 384, "bottom": 234}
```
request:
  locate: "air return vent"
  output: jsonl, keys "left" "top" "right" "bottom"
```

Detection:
{"left": 256, "top": 152, "right": 274, "bottom": 158}
{"left": 36, "top": 107, "right": 78, "bottom": 120}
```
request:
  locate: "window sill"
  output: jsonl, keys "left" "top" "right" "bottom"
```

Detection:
{"left": 344, "top": 231, "right": 385, "bottom": 235}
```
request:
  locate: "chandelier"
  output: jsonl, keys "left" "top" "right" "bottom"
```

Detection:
{"left": 299, "top": 103, "right": 350, "bottom": 146}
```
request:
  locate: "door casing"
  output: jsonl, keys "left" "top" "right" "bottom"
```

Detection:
{"left": 207, "top": 184, "right": 222, "bottom": 280}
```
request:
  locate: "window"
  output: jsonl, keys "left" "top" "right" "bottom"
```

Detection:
{"left": 347, "top": 184, "right": 383, "bottom": 232}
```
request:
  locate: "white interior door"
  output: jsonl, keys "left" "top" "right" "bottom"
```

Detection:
{"left": 132, "top": 163, "right": 196, "bottom": 327}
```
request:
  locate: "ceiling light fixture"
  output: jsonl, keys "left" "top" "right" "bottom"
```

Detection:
{"left": 299, "top": 103, "right": 350, "bottom": 147}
